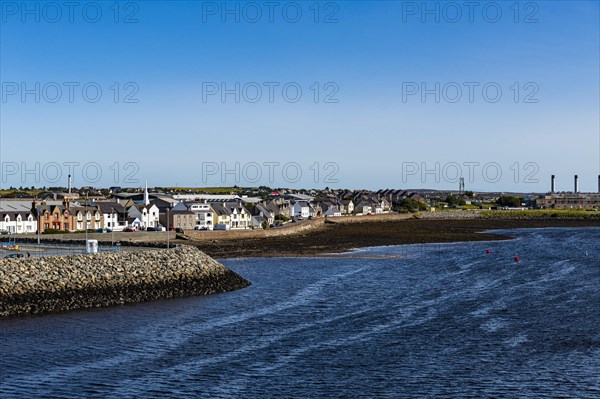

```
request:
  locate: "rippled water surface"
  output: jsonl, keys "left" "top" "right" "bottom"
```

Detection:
{"left": 1, "top": 228, "right": 599, "bottom": 398}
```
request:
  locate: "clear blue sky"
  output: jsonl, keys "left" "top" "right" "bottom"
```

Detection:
{"left": 1, "top": 0, "right": 599, "bottom": 192}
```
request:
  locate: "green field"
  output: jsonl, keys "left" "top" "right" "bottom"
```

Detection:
{"left": 161, "top": 187, "right": 243, "bottom": 194}
{"left": 0, "top": 190, "right": 45, "bottom": 197}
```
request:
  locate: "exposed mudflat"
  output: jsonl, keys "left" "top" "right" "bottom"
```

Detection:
{"left": 187, "top": 218, "right": 600, "bottom": 258}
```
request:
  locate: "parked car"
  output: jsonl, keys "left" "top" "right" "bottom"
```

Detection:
{"left": 3, "top": 253, "right": 24, "bottom": 259}
{"left": 214, "top": 223, "right": 230, "bottom": 231}
{"left": 0, "top": 230, "right": 9, "bottom": 235}
{"left": 95, "top": 228, "right": 112, "bottom": 233}
{"left": 273, "top": 221, "right": 284, "bottom": 228}
{"left": 175, "top": 227, "right": 184, "bottom": 234}
{"left": 146, "top": 226, "right": 159, "bottom": 232}
{"left": 308, "top": 216, "right": 313, "bottom": 220}
{"left": 194, "top": 226, "right": 209, "bottom": 231}
{"left": 155, "top": 226, "right": 166, "bottom": 232}
{"left": 124, "top": 227, "right": 137, "bottom": 232}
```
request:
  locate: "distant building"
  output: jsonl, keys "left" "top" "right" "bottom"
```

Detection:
{"left": 0, "top": 201, "right": 38, "bottom": 234}
{"left": 33, "top": 200, "right": 103, "bottom": 232}
{"left": 291, "top": 201, "right": 311, "bottom": 218}
{"left": 35, "top": 202, "right": 72, "bottom": 232}
{"left": 537, "top": 193, "right": 600, "bottom": 209}
{"left": 165, "top": 210, "right": 196, "bottom": 230}
{"left": 0, "top": 210, "right": 37, "bottom": 234}
{"left": 96, "top": 202, "right": 128, "bottom": 231}
{"left": 128, "top": 204, "right": 160, "bottom": 229}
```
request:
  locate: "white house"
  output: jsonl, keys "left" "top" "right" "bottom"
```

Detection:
{"left": 355, "top": 202, "right": 372, "bottom": 215}
{"left": 181, "top": 201, "right": 215, "bottom": 230}
{"left": 254, "top": 203, "right": 275, "bottom": 226}
{"left": 291, "top": 201, "right": 311, "bottom": 218}
{"left": 372, "top": 203, "right": 384, "bottom": 214}
{"left": 324, "top": 208, "right": 341, "bottom": 217}
{"left": 71, "top": 206, "right": 103, "bottom": 231}
{"left": 127, "top": 217, "right": 142, "bottom": 230}
{"left": 0, "top": 212, "right": 37, "bottom": 234}
{"left": 224, "top": 201, "right": 252, "bottom": 229}
{"left": 321, "top": 202, "right": 342, "bottom": 217}
{"left": 340, "top": 200, "right": 354, "bottom": 214}
{"left": 97, "top": 202, "right": 128, "bottom": 231}
{"left": 0, "top": 202, "right": 38, "bottom": 234}
{"left": 128, "top": 204, "right": 160, "bottom": 229}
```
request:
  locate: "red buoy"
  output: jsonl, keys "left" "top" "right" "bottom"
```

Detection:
{"left": 514, "top": 256, "right": 520, "bottom": 262}
{"left": 486, "top": 249, "right": 491, "bottom": 254}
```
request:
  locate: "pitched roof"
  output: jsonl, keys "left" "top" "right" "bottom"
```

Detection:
{"left": 96, "top": 202, "right": 126, "bottom": 214}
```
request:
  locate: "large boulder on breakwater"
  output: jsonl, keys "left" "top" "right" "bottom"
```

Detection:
{"left": 0, "top": 245, "right": 250, "bottom": 318}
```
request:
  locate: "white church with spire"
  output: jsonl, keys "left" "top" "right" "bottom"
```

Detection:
{"left": 126, "top": 180, "right": 160, "bottom": 230}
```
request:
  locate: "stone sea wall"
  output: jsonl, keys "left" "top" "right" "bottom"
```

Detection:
{"left": 0, "top": 245, "right": 250, "bottom": 318}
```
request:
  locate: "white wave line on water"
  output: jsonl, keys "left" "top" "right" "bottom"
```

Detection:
{"left": 8, "top": 265, "right": 370, "bottom": 387}
{"left": 108, "top": 302, "right": 387, "bottom": 397}
{"left": 114, "top": 280, "right": 456, "bottom": 398}
{"left": 196, "top": 303, "right": 441, "bottom": 398}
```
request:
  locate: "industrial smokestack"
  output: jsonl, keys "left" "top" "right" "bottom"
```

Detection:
{"left": 574, "top": 175, "right": 579, "bottom": 193}
{"left": 68, "top": 174, "right": 72, "bottom": 194}
{"left": 551, "top": 175, "right": 555, "bottom": 193}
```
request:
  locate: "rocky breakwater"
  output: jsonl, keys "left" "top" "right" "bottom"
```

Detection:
{"left": 0, "top": 245, "right": 250, "bottom": 318}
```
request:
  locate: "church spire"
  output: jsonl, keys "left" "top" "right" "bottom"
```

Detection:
{"left": 144, "top": 180, "right": 150, "bottom": 205}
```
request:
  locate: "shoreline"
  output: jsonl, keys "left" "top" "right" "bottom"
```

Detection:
{"left": 189, "top": 218, "right": 600, "bottom": 258}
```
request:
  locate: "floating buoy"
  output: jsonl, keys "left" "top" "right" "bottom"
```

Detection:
{"left": 486, "top": 249, "right": 491, "bottom": 254}
{"left": 514, "top": 256, "right": 520, "bottom": 262}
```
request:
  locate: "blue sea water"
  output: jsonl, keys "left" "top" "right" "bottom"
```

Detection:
{"left": 1, "top": 227, "right": 599, "bottom": 398}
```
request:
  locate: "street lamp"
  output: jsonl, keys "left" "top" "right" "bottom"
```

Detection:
{"left": 167, "top": 208, "right": 170, "bottom": 249}
{"left": 111, "top": 206, "right": 115, "bottom": 248}
{"left": 15, "top": 214, "right": 19, "bottom": 249}
{"left": 84, "top": 192, "right": 91, "bottom": 255}
{"left": 85, "top": 192, "right": 88, "bottom": 244}
{"left": 37, "top": 207, "right": 41, "bottom": 245}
